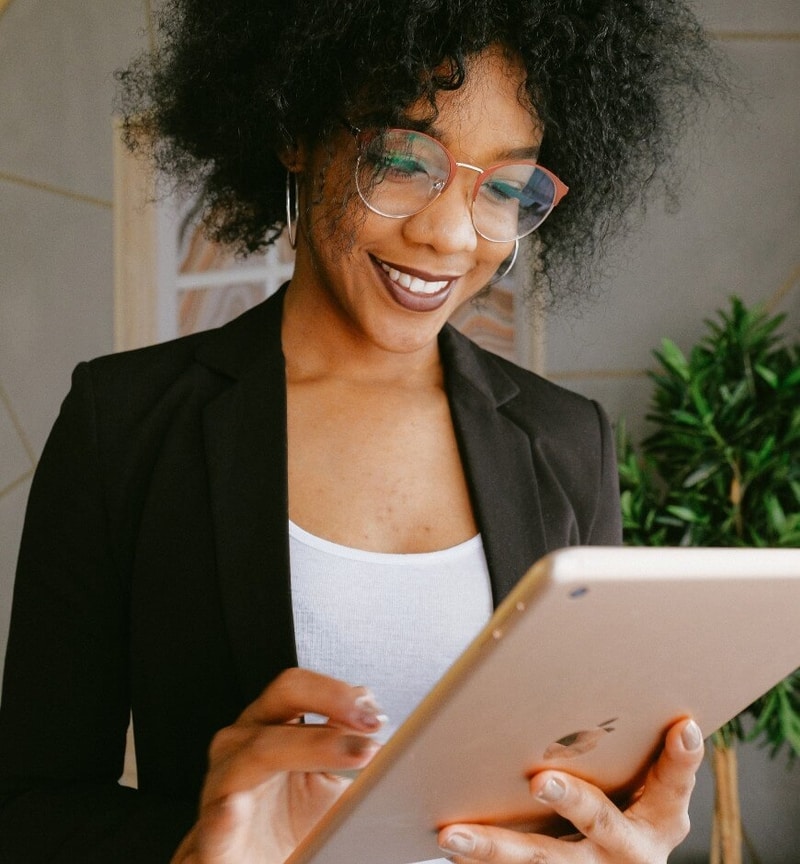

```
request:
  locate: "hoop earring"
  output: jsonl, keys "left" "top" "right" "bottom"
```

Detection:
{"left": 488, "top": 239, "right": 519, "bottom": 286}
{"left": 285, "top": 170, "right": 299, "bottom": 249}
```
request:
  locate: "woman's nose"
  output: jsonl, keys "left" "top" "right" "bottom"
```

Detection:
{"left": 402, "top": 171, "right": 479, "bottom": 254}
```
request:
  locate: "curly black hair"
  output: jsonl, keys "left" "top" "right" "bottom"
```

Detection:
{"left": 116, "top": 0, "right": 724, "bottom": 301}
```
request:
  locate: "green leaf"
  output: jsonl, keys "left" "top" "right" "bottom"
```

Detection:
{"left": 655, "top": 339, "right": 691, "bottom": 381}
{"left": 783, "top": 365, "right": 800, "bottom": 388}
{"left": 683, "top": 462, "right": 720, "bottom": 488}
{"left": 755, "top": 363, "right": 779, "bottom": 389}
{"left": 665, "top": 505, "right": 703, "bottom": 523}
{"left": 669, "top": 410, "right": 704, "bottom": 429}
{"left": 765, "top": 494, "right": 787, "bottom": 535}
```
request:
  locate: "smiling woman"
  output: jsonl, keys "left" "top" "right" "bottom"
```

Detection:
{"left": 0, "top": 2, "right": 722, "bottom": 863}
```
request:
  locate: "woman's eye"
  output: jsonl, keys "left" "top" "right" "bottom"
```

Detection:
{"left": 481, "top": 179, "right": 523, "bottom": 204}
{"left": 374, "top": 152, "right": 428, "bottom": 179}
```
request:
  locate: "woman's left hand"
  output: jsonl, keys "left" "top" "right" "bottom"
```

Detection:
{"left": 438, "top": 717, "right": 704, "bottom": 864}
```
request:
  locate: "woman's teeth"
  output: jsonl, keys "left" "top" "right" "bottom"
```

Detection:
{"left": 380, "top": 262, "right": 449, "bottom": 295}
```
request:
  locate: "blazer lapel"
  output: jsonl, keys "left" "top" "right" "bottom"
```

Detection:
{"left": 198, "top": 290, "right": 297, "bottom": 706}
{"left": 194, "top": 294, "right": 550, "bottom": 700}
{"left": 440, "top": 325, "right": 549, "bottom": 606}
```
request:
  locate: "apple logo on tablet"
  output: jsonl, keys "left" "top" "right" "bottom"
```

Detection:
{"left": 543, "top": 718, "right": 617, "bottom": 760}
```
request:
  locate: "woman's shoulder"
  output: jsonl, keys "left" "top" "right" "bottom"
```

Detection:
{"left": 54, "top": 295, "right": 285, "bottom": 456}
{"left": 82, "top": 327, "right": 210, "bottom": 390}
{"left": 80, "top": 292, "right": 284, "bottom": 397}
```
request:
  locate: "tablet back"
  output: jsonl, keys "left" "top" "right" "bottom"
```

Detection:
{"left": 287, "top": 546, "right": 800, "bottom": 864}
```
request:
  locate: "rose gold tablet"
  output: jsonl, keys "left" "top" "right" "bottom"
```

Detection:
{"left": 286, "top": 546, "right": 800, "bottom": 864}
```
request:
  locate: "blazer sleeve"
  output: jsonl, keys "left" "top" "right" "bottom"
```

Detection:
{"left": 0, "top": 363, "right": 195, "bottom": 863}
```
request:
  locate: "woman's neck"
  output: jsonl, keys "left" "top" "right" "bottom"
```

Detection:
{"left": 281, "top": 276, "right": 445, "bottom": 388}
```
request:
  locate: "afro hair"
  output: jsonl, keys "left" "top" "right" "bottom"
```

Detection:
{"left": 116, "top": 0, "right": 724, "bottom": 301}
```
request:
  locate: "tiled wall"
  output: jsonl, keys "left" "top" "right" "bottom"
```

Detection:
{"left": 1, "top": 0, "right": 145, "bottom": 677}
{"left": 544, "top": 12, "right": 800, "bottom": 445}
{"left": 0, "top": 1, "right": 798, "bottom": 859}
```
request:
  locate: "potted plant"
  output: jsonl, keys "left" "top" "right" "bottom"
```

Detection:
{"left": 617, "top": 297, "right": 800, "bottom": 863}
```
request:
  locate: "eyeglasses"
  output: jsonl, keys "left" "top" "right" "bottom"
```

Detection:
{"left": 350, "top": 127, "right": 568, "bottom": 243}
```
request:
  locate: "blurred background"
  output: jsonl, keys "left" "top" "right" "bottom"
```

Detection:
{"left": 0, "top": 1, "right": 798, "bottom": 860}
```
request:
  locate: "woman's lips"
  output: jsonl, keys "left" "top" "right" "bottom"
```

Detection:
{"left": 372, "top": 256, "right": 460, "bottom": 313}
{"left": 380, "top": 262, "right": 449, "bottom": 295}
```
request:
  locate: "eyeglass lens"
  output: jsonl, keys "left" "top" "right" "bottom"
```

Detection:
{"left": 355, "top": 129, "right": 559, "bottom": 242}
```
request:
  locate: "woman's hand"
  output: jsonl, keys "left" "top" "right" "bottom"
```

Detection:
{"left": 438, "top": 717, "right": 704, "bottom": 864}
{"left": 171, "top": 668, "right": 385, "bottom": 864}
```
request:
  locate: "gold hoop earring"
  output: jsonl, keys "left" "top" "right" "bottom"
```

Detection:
{"left": 488, "top": 239, "right": 519, "bottom": 286}
{"left": 285, "top": 170, "right": 299, "bottom": 249}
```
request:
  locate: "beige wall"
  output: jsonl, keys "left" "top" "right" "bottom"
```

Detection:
{"left": 0, "top": 0, "right": 149, "bottom": 660}
{"left": 544, "top": 14, "right": 800, "bottom": 445}
{"left": 0, "top": 1, "right": 798, "bottom": 859}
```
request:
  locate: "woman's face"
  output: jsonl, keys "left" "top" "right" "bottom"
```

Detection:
{"left": 290, "top": 46, "right": 542, "bottom": 360}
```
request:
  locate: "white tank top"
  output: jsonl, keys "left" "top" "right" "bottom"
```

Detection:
{"left": 289, "top": 520, "right": 493, "bottom": 743}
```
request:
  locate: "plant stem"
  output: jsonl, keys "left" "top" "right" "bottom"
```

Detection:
{"left": 729, "top": 460, "right": 744, "bottom": 539}
{"left": 711, "top": 737, "right": 742, "bottom": 864}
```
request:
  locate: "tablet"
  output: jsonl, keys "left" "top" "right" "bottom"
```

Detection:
{"left": 286, "top": 546, "right": 800, "bottom": 864}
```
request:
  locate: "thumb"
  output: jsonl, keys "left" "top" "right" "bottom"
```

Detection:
{"left": 196, "top": 793, "right": 256, "bottom": 863}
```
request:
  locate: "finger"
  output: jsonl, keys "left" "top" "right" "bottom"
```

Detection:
{"left": 627, "top": 718, "right": 703, "bottom": 839}
{"left": 203, "top": 722, "right": 379, "bottom": 803}
{"left": 217, "top": 722, "right": 381, "bottom": 772}
{"left": 517, "top": 719, "right": 703, "bottom": 857}
{"left": 193, "top": 793, "right": 254, "bottom": 863}
{"left": 526, "top": 770, "right": 639, "bottom": 857}
{"left": 170, "top": 825, "right": 199, "bottom": 864}
{"left": 240, "top": 668, "right": 387, "bottom": 732}
{"left": 438, "top": 822, "right": 570, "bottom": 863}
{"left": 640, "top": 718, "right": 704, "bottom": 803}
{"left": 170, "top": 795, "right": 267, "bottom": 864}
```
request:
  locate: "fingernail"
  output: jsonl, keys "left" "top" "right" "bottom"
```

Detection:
{"left": 681, "top": 720, "right": 703, "bottom": 751}
{"left": 354, "top": 693, "right": 388, "bottom": 729}
{"left": 341, "top": 734, "right": 379, "bottom": 757}
{"left": 535, "top": 776, "right": 567, "bottom": 803}
{"left": 440, "top": 831, "right": 474, "bottom": 855}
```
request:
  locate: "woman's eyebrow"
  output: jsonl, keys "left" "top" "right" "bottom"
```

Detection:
{"left": 396, "top": 112, "right": 542, "bottom": 164}
{"left": 502, "top": 145, "right": 541, "bottom": 161}
{"left": 400, "top": 118, "right": 541, "bottom": 162}
{"left": 400, "top": 117, "right": 437, "bottom": 134}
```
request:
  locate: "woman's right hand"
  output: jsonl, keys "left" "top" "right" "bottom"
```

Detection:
{"left": 171, "top": 668, "right": 386, "bottom": 864}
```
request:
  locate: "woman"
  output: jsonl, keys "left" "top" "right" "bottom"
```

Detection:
{"left": 0, "top": 1, "right": 719, "bottom": 862}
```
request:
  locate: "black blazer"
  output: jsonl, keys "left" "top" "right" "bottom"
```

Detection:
{"left": 0, "top": 287, "right": 621, "bottom": 862}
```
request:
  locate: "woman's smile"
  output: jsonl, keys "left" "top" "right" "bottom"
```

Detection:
{"left": 373, "top": 255, "right": 460, "bottom": 312}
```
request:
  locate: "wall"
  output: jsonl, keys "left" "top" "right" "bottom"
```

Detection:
{"left": 0, "top": 1, "right": 798, "bottom": 860}
{"left": 544, "top": 5, "right": 800, "bottom": 440}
